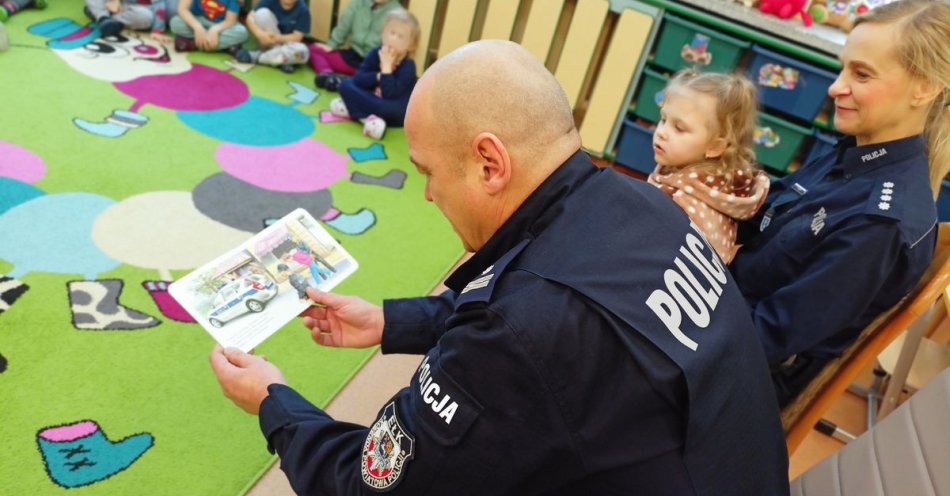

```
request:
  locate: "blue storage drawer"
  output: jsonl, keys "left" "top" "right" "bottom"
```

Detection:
{"left": 803, "top": 130, "right": 840, "bottom": 166}
{"left": 615, "top": 119, "right": 655, "bottom": 175}
{"left": 746, "top": 44, "right": 838, "bottom": 122}
{"left": 938, "top": 180, "right": 950, "bottom": 221}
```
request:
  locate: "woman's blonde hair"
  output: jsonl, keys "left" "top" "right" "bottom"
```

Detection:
{"left": 383, "top": 8, "right": 421, "bottom": 55}
{"left": 661, "top": 69, "right": 760, "bottom": 178}
{"left": 854, "top": 0, "right": 950, "bottom": 199}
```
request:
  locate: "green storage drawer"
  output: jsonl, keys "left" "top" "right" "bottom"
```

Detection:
{"left": 754, "top": 112, "right": 813, "bottom": 173}
{"left": 633, "top": 67, "right": 669, "bottom": 123}
{"left": 653, "top": 14, "right": 751, "bottom": 73}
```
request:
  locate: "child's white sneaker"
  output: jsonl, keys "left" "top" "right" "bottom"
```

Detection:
{"left": 329, "top": 97, "right": 349, "bottom": 118}
{"left": 363, "top": 115, "right": 386, "bottom": 140}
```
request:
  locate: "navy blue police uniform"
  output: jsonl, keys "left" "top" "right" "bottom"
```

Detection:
{"left": 259, "top": 151, "right": 789, "bottom": 495}
{"left": 731, "top": 135, "right": 937, "bottom": 406}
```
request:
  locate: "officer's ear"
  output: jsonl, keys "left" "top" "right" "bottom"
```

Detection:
{"left": 911, "top": 78, "right": 944, "bottom": 108}
{"left": 471, "top": 132, "right": 511, "bottom": 194}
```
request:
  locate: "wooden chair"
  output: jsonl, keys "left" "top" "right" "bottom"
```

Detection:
{"left": 782, "top": 222, "right": 950, "bottom": 456}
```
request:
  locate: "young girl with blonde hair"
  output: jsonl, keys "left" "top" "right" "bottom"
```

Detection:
{"left": 649, "top": 69, "right": 769, "bottom": 263}
{"left": 329, "top": 8, "right": 420, "bottom": 139}
{"left": 731, "top": 0, "right": 950, "bottom": 406}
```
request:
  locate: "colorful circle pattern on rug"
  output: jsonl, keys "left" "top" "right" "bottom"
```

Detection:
{"left": 0, "top": 193, "right": 118, "bottom": 279}
{"left": 91, "top": 191, "right": 251, "bottom": 271}
{"left": 0, "top": 141, "right": 47, "bottom": 184}
{"left": 216, "top": 138, "right": 349, "bottom": 193}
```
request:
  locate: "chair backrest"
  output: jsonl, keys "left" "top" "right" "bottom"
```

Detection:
{"left": 782, "top": 222, "right": 950, "bottom": 455}
{"left": 789, "top": 366, "right": 950, "bottom": 495}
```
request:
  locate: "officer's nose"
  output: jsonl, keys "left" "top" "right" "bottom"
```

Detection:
{"left": 828, "top": 72, "right": 849, "bottom": 99}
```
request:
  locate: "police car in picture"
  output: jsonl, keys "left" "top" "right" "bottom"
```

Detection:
{"left": 207, "top": 274, "right": 278, "bottom": 328}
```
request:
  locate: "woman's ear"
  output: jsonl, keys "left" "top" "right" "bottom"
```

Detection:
{"left": 705, "top": 137, "right": 728, "bottom": 160}
{"left": 912, "top": 79, "right": 945, "bottom": 108}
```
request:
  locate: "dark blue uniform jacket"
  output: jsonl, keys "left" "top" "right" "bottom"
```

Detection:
{"left": 731, "top": 135, "right": 936, "bottom": 404}
{"left": 259, "top": 151, "right": 789, "bottom": 495}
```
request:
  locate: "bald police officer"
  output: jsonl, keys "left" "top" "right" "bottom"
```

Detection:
{"left": 210, "top": 40, "right": 789, "bottom": 495}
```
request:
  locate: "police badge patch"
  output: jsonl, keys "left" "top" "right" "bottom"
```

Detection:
{"left": 362, "top": 402, "right": 415, "bottom": 491}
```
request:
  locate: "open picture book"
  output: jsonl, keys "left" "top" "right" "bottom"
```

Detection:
{"left": 169, "top": 209, "right": 358, "bottom": 352}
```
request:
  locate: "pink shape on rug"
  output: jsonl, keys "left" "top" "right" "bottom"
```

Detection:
{"left": 321, "top": 207, "right": 340, "bottom": 220}
{"left": 216, "top": 139, "right": 349, "bottom": 192}
{"left": 115, "top": 64, "right": 249, "bottom": 112}
{"left": 143, "top": 281, "right": 196, "bottom": 323}
{"left": 320, "top": 111, "right": 351, "bottom": 123}
{"left": 0, "top": 142, "right": 46, "bottom": 183}
{"left": 39, "top": 420, "right": 99, "bottom": 441}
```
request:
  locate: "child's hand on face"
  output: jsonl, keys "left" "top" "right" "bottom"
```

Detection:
{"left": 379, "top": 45, "right": 396, "bottom": 73}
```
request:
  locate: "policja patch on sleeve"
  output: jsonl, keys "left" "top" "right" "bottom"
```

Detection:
{"left": 362, "top": 402, "right": 415, "bottom": 492}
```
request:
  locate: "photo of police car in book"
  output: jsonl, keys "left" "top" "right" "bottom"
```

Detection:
{"left": 169, "top": 209, "right": 357, "bottom": 352}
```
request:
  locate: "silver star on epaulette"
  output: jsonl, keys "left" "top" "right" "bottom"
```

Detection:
{"left": 878, "top": 202, "right": 891, "bottom": 210}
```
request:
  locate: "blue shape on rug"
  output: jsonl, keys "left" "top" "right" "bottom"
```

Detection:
{"left": 0, "top": 177, "right": 45, "bottom": 216}
{"left": 0, "top": 193, "right": 118, "bottom": 279}
{"left": 37, "top": 420, "right": 153, "bottom": 489}
{"left": 324, "top": 208, "right": 376, "bottom": 235}
{"left": 348, "top": 143, "right": 387, "bottom": 163}
{"left": 178, "top": 96, "right": 314, "bottom": 146}
{"left": 287, "top": 82, "right": 318, "bottom": 105}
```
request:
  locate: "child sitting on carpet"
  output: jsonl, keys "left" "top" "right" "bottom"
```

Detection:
{"left": 83, "top": 0, "right": 163, "bottom": 39}
{"left": 169, "top": 0, "right": 248, "bottom": 52}
{"left": 328, "top": 8, "right": 419, "bottom": 140}
{"left": 647, "top": 69, "right": 770, "bottom": 264}
{"left": 310, "top": 0, "right": 403, "bottom": 91}
{"left": 236, "top": 0, "right": 310, "bottom": 73}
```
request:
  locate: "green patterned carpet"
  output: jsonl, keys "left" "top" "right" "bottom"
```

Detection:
{"left": 0, "top": 2, "right": 461, "bottom": 494}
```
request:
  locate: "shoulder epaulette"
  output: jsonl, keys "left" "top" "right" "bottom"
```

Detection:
{"left": 454, "top": 238, "right": 531, "bottom": 308}
{"left": 865, "top": 178, "right": 903, "bottom": 221}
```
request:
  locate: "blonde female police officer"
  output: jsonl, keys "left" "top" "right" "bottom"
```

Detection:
{"left": 210, "top": 41, "right": 789, "bottom": 495}
{"left": 731, "top": 0, "right": 950, "bottom": 406}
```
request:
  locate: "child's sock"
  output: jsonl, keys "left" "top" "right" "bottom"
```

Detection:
{"left": 278, "top": 63, "right": 295, "bottom": 74}
{"left": 174, "top": 35, "right": 196, "bottom": 52}
{"left": 235, "top": 48, "right": 260, "bottom": 63}
{"left": 98, "top": 17, "right": 123, "bottom": 37}
{"left": 329, "top": 97, "right": 349, "bottom": 118}
{"left": 315, "top": 73, "right": 343, "bottom": 92}
{"left": 314, "top": 72, "right": 333, "bottom": 89}
{"left": 363, "top": 114, "right": 386, "bottom": 140}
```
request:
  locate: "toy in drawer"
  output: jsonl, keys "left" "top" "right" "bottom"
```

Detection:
{"left": 652, "top": 14, "right": 750, "bottom": 73}
{"left": 615, "top": 118, "right": 656, "bottom": 175}
{"left": 746, "top": 44, "right": 838, "bottom": 122}
{"left": 633, "top": 67, "right": 669, "bottom": 123}
{"left": 754, "top": 112, "right": 813, "bottom": 173}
